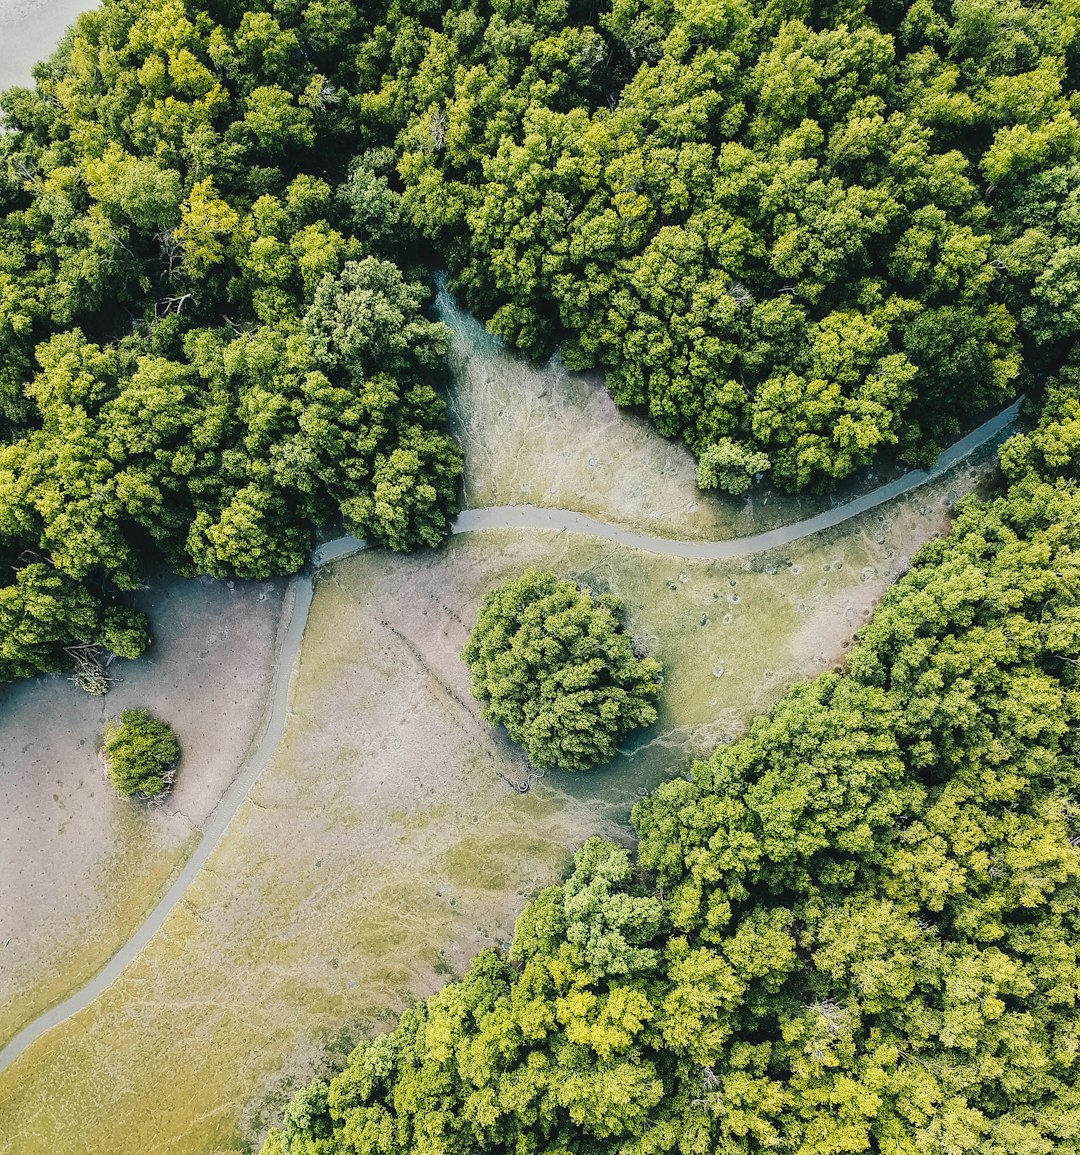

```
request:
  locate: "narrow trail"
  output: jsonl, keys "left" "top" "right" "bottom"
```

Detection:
{"left": 0, "top": 399, "right": 1021, "bottom": 1075}
{"left": 315, "top": 400, "right": 1022, "bottom": 567}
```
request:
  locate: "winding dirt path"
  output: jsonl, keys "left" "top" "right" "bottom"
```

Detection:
{"left": 0, "top": 399, "right": 1021, "bottom": 1074}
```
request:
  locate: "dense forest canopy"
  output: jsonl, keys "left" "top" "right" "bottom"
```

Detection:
{"left": 370, "top": 0, "right": 1080, "bottom": 488}
{"left": 0, "top": 0, "right": 1078, "bottom": 682}
{"left": 0, "top": 0, "right": 1076, "bottom": 1147}
{"left": 0, "top": 0, "right": 463, "bottom": 682}
{"left": 264, "top": 361, "right": 1080, "bottom": 1155}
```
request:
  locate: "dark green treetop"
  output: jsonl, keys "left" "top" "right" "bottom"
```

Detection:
{"left": 103, "top": 707, "right": 180, "bottom": 798}
{"left": 0, "top": 1, "right": 463, "bottom": 684}
{"left": 463, "top": 569, "right": 663, "bottom": 772}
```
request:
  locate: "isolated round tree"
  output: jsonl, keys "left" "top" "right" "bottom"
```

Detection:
{"left": 103, "top": 709, "right": 180, "bottom": 798}
{"left": 463, "top": 570, "right": 663, "bottom": 772}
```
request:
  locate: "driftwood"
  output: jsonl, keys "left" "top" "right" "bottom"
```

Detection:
{"left": 65, "top": 644, "right": 112, "bottom": 695}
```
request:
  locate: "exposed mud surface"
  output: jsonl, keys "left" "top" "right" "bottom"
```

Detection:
{"left": 0, "top": 574, "right": 287, "bottom": 1047}
{"left": 438, "top": 285, "right": 1001, "bottom": 543}
{"left": 0, "top": 0, "right": 91, "bottom": 90}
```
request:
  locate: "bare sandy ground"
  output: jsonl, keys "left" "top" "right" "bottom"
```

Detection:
{"left": 0, "top": 573, "right": 287, "bottom": 1046}
{"left": 0, "top": 441, "right": 1001, "bottom": 1155}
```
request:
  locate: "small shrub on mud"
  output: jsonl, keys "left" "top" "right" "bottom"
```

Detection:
{"left": 103, "top": 709, "right": 180, "bottom": 798}
{"left": 463, "top": 569, "right": 663, "bottom": 772}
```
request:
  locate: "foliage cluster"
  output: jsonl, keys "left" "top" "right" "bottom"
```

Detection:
{"left": 3, "top": 0, "right": 1079, "bottom": 685}
{"left": 463, "top": 569, "right": 663, "bottom": 772}
{"left": 264, "top": 368, "right": 1080, "bottom": 1153}
{"left": 358, "top": 0, "right": 1079, "bottom": 491}
{"left": 0, "top": 0, "right": 462, "bottom": 683}
{"left": 102, "top": 707, "right": 180, "bottom": 797}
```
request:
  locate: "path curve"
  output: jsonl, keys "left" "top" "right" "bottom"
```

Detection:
{"left": 315, "top": 400, "right": 1022, "bottom": 566}
{"left": 0, "top": 399, "right": 1022, "bottom": 1074}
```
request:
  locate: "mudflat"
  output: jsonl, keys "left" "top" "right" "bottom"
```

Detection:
{"left": 0, "top": 0, "right": 94, "bottom": 90}
{"left": 0, "top": 572, "right": 287, "bottom": 1047}
{"left": 440, "top": 284, "right": 933, "bottom": 543}
{"left": 0, "top": 435, "right": 1001, "bottom": 1155}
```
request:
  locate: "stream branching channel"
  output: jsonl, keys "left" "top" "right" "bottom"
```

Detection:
{"left": 0, "top": 399, "right": 1021, "bottom": 1074}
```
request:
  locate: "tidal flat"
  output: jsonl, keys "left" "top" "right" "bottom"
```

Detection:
{"left": 439, "top": 285, "right": 944, "bottom": 542}
{"left": 0, "top": 575, "right": 287, "bottom": 1048}
{"left": 0, "top": 0, "right": 93, "bottom": 90}
{"left": 0, "top": 437, "right": 1000, "bottom": 1155}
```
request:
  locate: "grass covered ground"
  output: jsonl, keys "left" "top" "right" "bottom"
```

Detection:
{"left": 0, "top": 437, "right": 998, "bottom": 1155}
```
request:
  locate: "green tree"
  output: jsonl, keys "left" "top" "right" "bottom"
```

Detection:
{"left": 102, "top": 708, "right": 180, "bottom": 797}
{"left": 265, "top": 376, "right": 1080, "bottom": 1155}
{"left": 0, "top": 0, "right": 464, "bottom": 686}
{"left": 463, "top": 570, "right": 663, "bottom": 772}
{"left": 696, "top": 438, "right": 770, "bottom": 494}
{"left": 364, "top": 0, "right": 1080, "bottom": 489}
{"left": 0, "top": 562, "right": 148, "bottom": 682}
{"left": 303, "top": 257, "right": 450, "bottom": 379}
{"left": 340, "top": 424, "right": 463, "bottom": 552}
